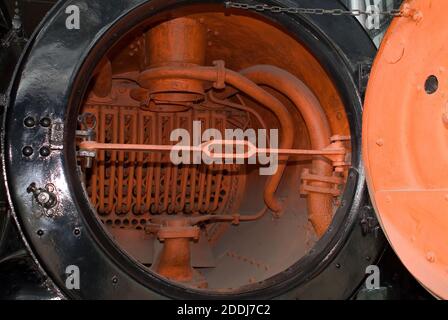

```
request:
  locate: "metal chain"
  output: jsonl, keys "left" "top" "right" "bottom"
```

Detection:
{"left": 224, "top": 1, "right": 404, "bottom": 17}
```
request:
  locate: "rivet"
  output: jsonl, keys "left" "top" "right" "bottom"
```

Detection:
{"left": 426, "top": 251, "right": 436, "bottom": 263}
{"left": 22, "top": 146, "right": 34, "bottom": 157}
{"left": 39, "top": 117, "right": 51, "bottom": 128}
{"left": 24, "top": 117, "right": 36, "bottom": 128}
{"left": 39, "top": 146, "right": 51, "bottom": 157}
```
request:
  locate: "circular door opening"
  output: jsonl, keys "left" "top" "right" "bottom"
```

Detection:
{"left": 75, "top": 5, "right": 352, "bottom": 293}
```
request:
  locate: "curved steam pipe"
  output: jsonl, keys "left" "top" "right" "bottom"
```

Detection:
{"left": 239, "top": 65, "right": 334, "bottom": 236}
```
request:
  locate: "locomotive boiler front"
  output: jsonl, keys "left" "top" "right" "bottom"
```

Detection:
{"left": 0, "top": 0, "right": 384, "bottom": 299}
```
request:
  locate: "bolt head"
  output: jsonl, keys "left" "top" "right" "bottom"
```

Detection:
{"left": 37, "top": 192, "right": 50, "bottom": 204}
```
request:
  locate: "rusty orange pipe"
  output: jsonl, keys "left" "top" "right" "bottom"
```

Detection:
{"left": 144, "top": 17, "right": 206, "bottom": 104}
{"left": 92, "top": 58, "right": 112, "bottom": 98}
{"left": 239, "top": 65, "right": 334, "bottom": 236}
{"left": 152, "top": 236, "right": 193, "bottom": 282}
{"left": 138, "top": 64, "right": 294, "bottom": 213}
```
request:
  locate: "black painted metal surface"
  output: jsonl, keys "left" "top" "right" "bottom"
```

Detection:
{"left": 0, "top": 0, "right": 10, "bottom": 36}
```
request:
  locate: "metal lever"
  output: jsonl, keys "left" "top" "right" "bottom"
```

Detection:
{"left": 78, "top": 139, "right": 348, "bottom": 164}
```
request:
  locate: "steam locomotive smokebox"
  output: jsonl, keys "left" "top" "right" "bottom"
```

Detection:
{"left": 0, "top": 0, "right": 386, "bottom": 300}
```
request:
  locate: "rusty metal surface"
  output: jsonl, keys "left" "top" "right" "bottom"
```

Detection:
{"left": 363, "top": 0, "right": 448, "bottom": 299}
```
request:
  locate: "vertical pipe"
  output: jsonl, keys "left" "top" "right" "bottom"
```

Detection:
{"left": 144, "top": 17, "right": 206, "bottom": 104}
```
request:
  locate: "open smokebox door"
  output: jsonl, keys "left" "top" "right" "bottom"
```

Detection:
{"left": 363, "top": 0, "right": 448, "bottom": 300}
